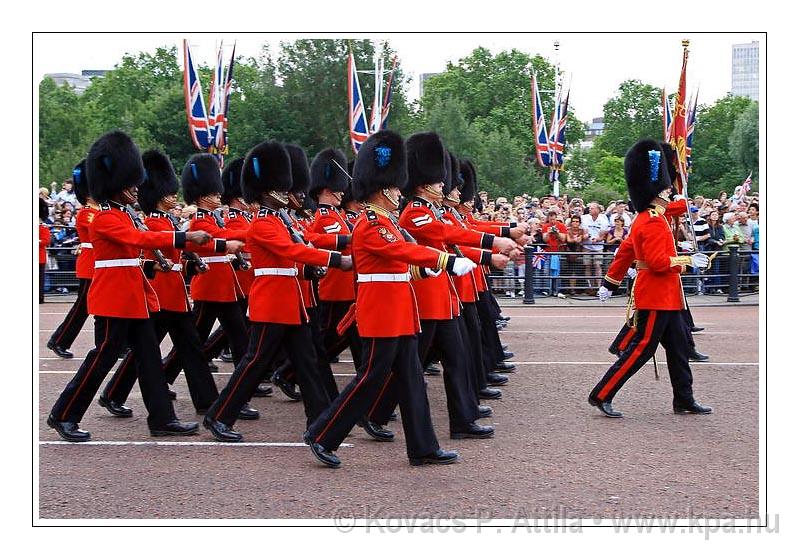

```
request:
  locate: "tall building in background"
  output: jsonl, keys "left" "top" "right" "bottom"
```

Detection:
{"left": 731, "top": 42, "right": 759, "bottom": 101}
{"left": 43, "top": 69, "right": 108, "bottom": 94}
{"left": 418, "top": 72, "right": 440, "bottom": 98}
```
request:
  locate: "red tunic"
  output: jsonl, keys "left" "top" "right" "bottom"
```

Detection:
{"left": 311, "top": 205, "right": 355, "bottom": 302}
{"left": 188, "top": 209, "right": 247, "bottom": 303}
{"left": 626, "top": 207, "right": 689, "bottom": 311}
{"left": 141, "top": 212, "right": 192, "bottom": 313}
{"left": 225, "top": 208, "right": 255, "bottom": 296}
{"left": 39, "top": 224, "right": 50, "bottom": 265}
{"left": 352, "top": 206, "right": 453, "bottom": 338}
{"left": 75, "top": 206, "right": 99, "bottom": 279}
{"left": 246, "top": 207, "right": 340, "bottom": 324}
{"left": 399, "top": 198, "right": 494, "bottom": 319}
{"left": 87, "top": 202, "right": 186, "bottom": 319}
{"left": 441, "top": 208, "right": 492, "bottom": 304}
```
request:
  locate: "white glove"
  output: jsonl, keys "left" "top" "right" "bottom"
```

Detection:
{"left": 423, "top": 267, "right": 442, "bottom": 278}
{"left": 678, "top": 241, "right": 694, "bottom": 251}
{"left": 626, "top": 268, "right": 637, "bottom": 279}
{"left": 598, "top": 286, "right": 611, "bottom": 302}
{"left": 673, "top": 194, "right": 686, "bottom": 201}
{"left": 452, "top": 257, "right": 477, "bottom": 276}
{"left": 690, "top": 253, "right": 709, "bottom": 269}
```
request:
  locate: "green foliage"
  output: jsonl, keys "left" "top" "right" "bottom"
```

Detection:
{"left": 689, "top": 95, "right": 755, "bottom": 197}
{"left": 37, "top": 41, "right": 759, "bottom": 204}
{"left": 728, "top": 101, "right": 759, "bottom": 181}
{"left": 593, "top": 80, "right": 662, "bottom": 157}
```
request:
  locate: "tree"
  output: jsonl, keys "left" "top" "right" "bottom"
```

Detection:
{"left": 594, "top": 80, "right": 662, "bottom": 157}
{"left": 728, "top": 101, "right": 759, "bottom": 181}
{"left": 689, "top": 95, "right": 753, "bottom": 197}
{"left": 39, "top": 78, "right": 90, "bottom": 186}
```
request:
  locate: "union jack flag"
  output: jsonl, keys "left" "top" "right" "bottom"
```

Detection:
{"left": 182, "top": 39, "right": 211, "bottom": 150}
{"left": 348, "top": 52, "right": 370, "bottom": 154}
{"left": 549, "top": 87, "right": 569, "bottom": 182}
{"left": 662, "top": 88, "right": 673, "bottom": 143}
{"left": 380, "top": 56, "right": 397, "bottom": 130}
{"left": 207, "top": 43, "right": 225, "bottom": 151}
{"left": 531, "top": 246, "right": 546, "bottom": 270}
{"left": 685, "top": 90, "right": 697, "bottom": 173}
{"left": 530, "top": 73, "right": 552, "bottom": 167}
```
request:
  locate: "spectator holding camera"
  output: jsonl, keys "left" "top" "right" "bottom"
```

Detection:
{"left": 580, "top": 202, "right": 609, "bottom": 289}
{"left": 542, "top": 210, "right": 567, "bottom": 296}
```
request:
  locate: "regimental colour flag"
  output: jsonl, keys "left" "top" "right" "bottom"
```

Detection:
{"left": 530, "top": 74, "right": 552, "bottom": 167}
{"left": 668, "top": 42, "right": 690, "bottom": 195}
{"left": 348, "top": 51, "right": 370, "bottom": 154}
{"left": 182, "top": 39, "right": 211, "bottom": 150}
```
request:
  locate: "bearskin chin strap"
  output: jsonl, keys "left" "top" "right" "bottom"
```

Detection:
{"left": 422, "top": 184, "right": 443, "bottom": 200}
{"left": 381, "top": 189, "right": 399, "bottom": 209}
{"left": 267, "top": 190, "right": 289, "bottom": 206}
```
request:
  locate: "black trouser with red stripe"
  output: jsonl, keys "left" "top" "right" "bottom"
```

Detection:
{"left": 590, "top": 309, "right": 695, "bottom": 407}
{"left": 610, "top": 310, "right": 695, "bottom": 355}
{"left": 274, "top": 306, "right": 339, "bottom": 400}
{"left": 163, "top": 300, "right": 248, "bottom": 384}
{"left": 307, "top": 335, "right": 440, "bottom": 459}
{"left": 205, "top": 321, "right": 330, "bottom": 428}
{"left": 477, "top": 290, "right": 505, "bottom": 369}
{"left": 48, "top": 278, "right": 91, "bottom": 350}
{"left": 368, "top": 318, "right": 480, "bottom": 431}
{"left": 50, "top": 316, "right": 177, "bottom": 428}
{"left": 319, "top": 300, "right": 363, "bottom": 369}
{"left": 203, "top": 297, "right": 250, "bottom": 360}
{"left": 101, "top": 310, "right": 220, "bottom": 410}
{"left": 459, "top": 303, "right": 488, "bottom": 393}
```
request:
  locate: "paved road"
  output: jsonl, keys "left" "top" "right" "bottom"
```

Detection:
{"left": 38, "top": 304, "right": 759, "bottom": 520}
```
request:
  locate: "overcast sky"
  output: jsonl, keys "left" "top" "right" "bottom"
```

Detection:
{"left": 34, "top": 32, "right": 763, "bottom": 123}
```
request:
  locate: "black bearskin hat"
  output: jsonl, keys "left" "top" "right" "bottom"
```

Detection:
{"left": 181, "top": 154, "right": 222, "bottom": 205}
{"left": 341, "top": 160, "right": 355, "bottom": 205}
{"left": 309, "top": 148, "right": 349, "bottom": 200}
{"left": 72, "top": 160, "right": 88, "bottom": 206}
{"left": 285, "top": 144, "right": 310, "bottom": 195}
{"left": 624, "top": 139, "right": 672, "bottom": 212}
{"left": 138, "top": 150, "right": 179, "bottom": 213}
{"left": 460, "top": 158, "right": 477, "bottom": 204}
{"left": 403, "top": 132, "right": 447, "bottom": 197}
{"left": 443, "top": 151, "right": 462, "bottom": 198}
{"left": 352, "top": 130, "right": 407, "bottom": 202}
{"left": 39, "top": 198, "right": 49, "bottom": 222}
{"left": 660, "top": 142, "right": 679, "bottom": 186}
{"left": 241, "top": 141, "right": 292, "bottom": 203}
{"left": 442, "top": 150, "right": 452, "bottom": 195}
{"left": 86, "top": 130, "right": 146, "bottom": 203}
{"left": 221, "top": 157, "right": 245, "bottom": 205}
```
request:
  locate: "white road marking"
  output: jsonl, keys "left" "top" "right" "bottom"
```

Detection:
{"left": 39, "top": 440, "right": 353, "bottom": 448}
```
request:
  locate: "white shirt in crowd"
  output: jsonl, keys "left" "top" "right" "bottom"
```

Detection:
{"left": 581, "top": 213, "right": 610, "bottom": 252}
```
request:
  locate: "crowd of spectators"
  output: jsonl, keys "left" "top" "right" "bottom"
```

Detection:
{"left": 37, "top": 175, "right": 760, "bottom": 298}
{"left": 477, "top": 185, "right": 760, "bottom": 297}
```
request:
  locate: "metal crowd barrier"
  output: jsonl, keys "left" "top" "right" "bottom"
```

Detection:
{"left": 486, "top": 244, "right": 759, "bottom": 304}
{"left": 39, "top": 242, "right": 760, "bottom": 304}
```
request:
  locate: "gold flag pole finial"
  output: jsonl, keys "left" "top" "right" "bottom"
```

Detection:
{"left": 682, "top": 39, "right": 690, "bottom": 49}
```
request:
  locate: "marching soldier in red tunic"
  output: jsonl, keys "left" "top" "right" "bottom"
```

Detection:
{"left": 39, "top": 199, "right": 50, "bottom": 304}
{"left": 98, "top": 150, "right": 238, "bottom": 417}
{"left": 203, "top": 141, "right": 352, "bottom": 443}
{"left": 160, "top": 154, "right": 259, "bottom": 417}
{"left": 305, "top": 130, "right": 474, "bottom": 468}
{"left": 48, "top": 131, "right": 211, "bottom": 441}
{"left": 368, "top": 132, "right": 515, "bottom": 439}
{"left": 48, "top": 160, "right": 97, "bottom": 358}
{"left": 588, "top": 139, "right": 713, "bottom": 418}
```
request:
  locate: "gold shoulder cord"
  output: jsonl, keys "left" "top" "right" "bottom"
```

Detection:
{"left": 625, "top": 275, "right": 638, "bottom": 330}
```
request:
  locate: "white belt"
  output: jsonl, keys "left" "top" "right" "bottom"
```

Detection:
{"left": 171, "top": 263, "right": 183, "bottom": 272}
{"left": 202, "top": 256, "right": 233, "bottom": 264}
{"left": 357, "top": 273, "right": 411, "bottom": 283}
{"left": 254, "top": 267, "right": 298, "bottom": 277}
{"left": 94, "top": 258, "right": 140, "bottom": 269}
{"left": 80, "top": 242, "right": 93, "bottom": 249}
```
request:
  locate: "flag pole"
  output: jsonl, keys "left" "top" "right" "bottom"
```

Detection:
{"left": 552, "top": 40, "right": 561, "bottom": 198}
